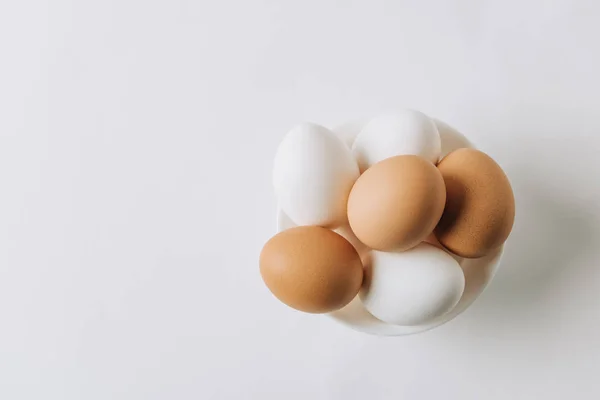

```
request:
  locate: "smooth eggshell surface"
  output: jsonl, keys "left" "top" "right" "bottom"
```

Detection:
{"left": 273, "top": 123, "right": 359, "bottom": 228}
{"left": 347, "top": 155, "right": 446, "bottom": 252}
{"left": 360, "top": 243, "right": 465, "bottom": 326}
{"left": 435, "top": 148, "right": 515, "bottom": 258}
{"left": 260, "top": 226, "right": 364, "bottom": 314}
{"left": 332, "top": 119, "right": 368, "bottom": 149}
{"left": 352, "top": 110, "right": 441, "bottom": 172}
{"left": 433, "top": 118, "right": 473, "bottom": 159}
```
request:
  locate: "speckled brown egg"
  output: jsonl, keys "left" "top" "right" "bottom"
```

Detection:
{"left": 259, "top": 226, "right": 363, "bottom": 313}
{"left": 434, "top": 148, "right": 515, "bottom": 258}
{"left": 347, "top": 155, "right": 446, "bottom": 251}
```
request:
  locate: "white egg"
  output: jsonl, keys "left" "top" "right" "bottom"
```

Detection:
{"left": 360, "top": 243, "right": 465, "bottom": 326}
{"left": 273, "top": 123, "right": 360, "bottom": 227}
{"left": 352, "top": 110, "right": 441, "bottom": 171}
{"left": 433, "top": 118, "right": 473, "bottom": 159}
{"left": 332, "top": 119, "right": 368, "bottom": 149}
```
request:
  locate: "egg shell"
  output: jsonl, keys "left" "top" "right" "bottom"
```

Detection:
{"left": 424, "top": 232, "right": 464, "bottom": 264}
{"left": 352, "top": 110, "right": 441, "bottom": 172}
{"left": 332, "top": 119, "right": 368, "bottom": 149}
{"left": 347, "top": 155, "right": 446, "bottom": 251}
{"left": 273, "top": 123, "right": 359, "bottom": 228}
{"left": 277, "top": 208, "right": 371, "bottom": 270}
{"left": 435, "top": 148, "right": 515, "bottom": 258}
{"left": 335, "top": 224, "right": 371, "bottom": 266}
{"left": 360, "top": 243, "right": 465, "bottom": 326}
{"left": 433, "top": 118, "right": 473, "bottom": 159}
{"left": 260, "top": 226, "right": 364, "bottom": 314}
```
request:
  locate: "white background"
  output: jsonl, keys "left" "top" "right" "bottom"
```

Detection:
{"left": 1, "top": 1, "right": 600, "bottom": 399}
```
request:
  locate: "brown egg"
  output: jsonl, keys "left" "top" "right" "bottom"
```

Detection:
{"left": 347, "top": 155, "right": 446, "bottom": 251}
{"left": 259, "top": 226, "right": 363, "bottom": 313}
{"left": 435, "top": 148, "right": 515, "bottom": 258}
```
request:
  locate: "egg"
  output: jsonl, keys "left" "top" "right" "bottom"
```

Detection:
{"left": 433, "top": 118, "right": 473, "bottom": 159}
{"left": 424, "top": 232, "right": 464, "bottom": 264}
{"left": 335, "top": 224, "right": 371, "bottom": 266}
{"left": 277, "top": 208, "right": 371, "bottom": 266}
{"left": 360, "top": 243, "right": 465, "bottom": 326}
{"left": 260, "top": 226, "right": 364, "bottom": 313}
{"left": 347, "top": 155, "right": 446, "bottom": 251}
{"left": 435, "top": 148, "right": 515, "bottom": 258}
{"left": 332, "top": 119, "right": 368, "bottom": 148}
{"left": 424, "top": 232, "right": 443, "bottom": 249}
{"left": 273, "top": 123, "right": 360, "bottom": 228}
{"left": 352, "top": 110, "right": 441, "bottom": 172}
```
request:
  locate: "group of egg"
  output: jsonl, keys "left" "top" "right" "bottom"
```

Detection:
{"left": 260, "top": 110, "right": 515, "bottom": 327}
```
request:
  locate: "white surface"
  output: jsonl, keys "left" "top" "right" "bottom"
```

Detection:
{"left": 1, "top": 1, "right": 600, "bottom": 399}
{"left": 273, "top": 123, "right": 358, "bottom": 227}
